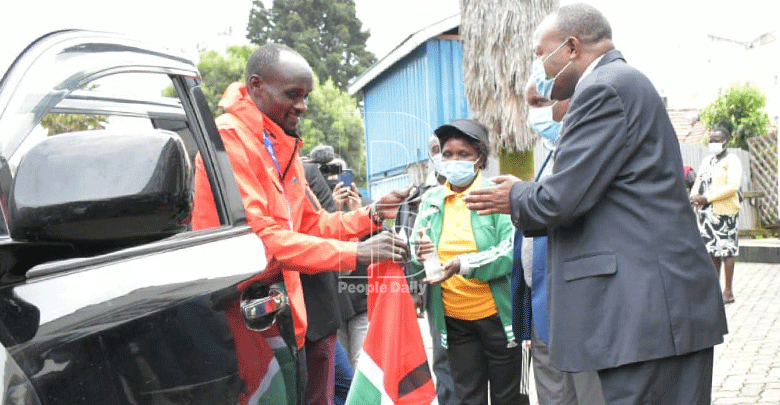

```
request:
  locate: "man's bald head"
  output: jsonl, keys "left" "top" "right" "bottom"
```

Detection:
{"left": 245, "top": 43, "right": 314, "bottom": 135}
{"left": 428, "top": 135, "right": 441, "bottom": 156}
{"left": 245, "top": 43, "right": 311, "bottom": 83}
{"left": 532, "top": 3, "right": 614, "bottom": 101}
{"left": 539, "top": 3, "right": 612, "bottom": 45}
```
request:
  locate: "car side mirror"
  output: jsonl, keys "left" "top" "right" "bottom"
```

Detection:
{"left": 8, "top": 129, "right": 192, "bottom": 253}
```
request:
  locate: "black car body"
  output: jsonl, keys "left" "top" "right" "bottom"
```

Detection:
{"left": 0, "top": 30, "right": 299, "bottom": 404}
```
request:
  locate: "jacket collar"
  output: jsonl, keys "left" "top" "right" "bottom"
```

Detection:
{"left": 595, "top": 49, "right": 625, "bottom": 69}
{"left": 575, "top": 49, "right": 625, "bottom": 90}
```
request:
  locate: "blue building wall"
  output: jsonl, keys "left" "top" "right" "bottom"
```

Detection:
{"left": 362, "top": 38, "right": 470, "bottom": 183}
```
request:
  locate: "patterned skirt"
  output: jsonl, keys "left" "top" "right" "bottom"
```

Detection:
{"left": 696, "top": 205, "right": 739, "bottom": 257}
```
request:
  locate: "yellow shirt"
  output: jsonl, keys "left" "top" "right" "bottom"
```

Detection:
{"left": 438, "top": 173, "right": 497, "bottom": 320}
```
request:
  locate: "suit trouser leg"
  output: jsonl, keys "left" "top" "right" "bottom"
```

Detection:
{"left": 531, "top": 326, "right": 605, "bottom": 405}
{"left": 571, "top": 367, "right": 606, "bottom": 405}
{"left": 597, "top": 347, "right": 714, "bottom": 405}
{"left": 446, "top": 314, "right": 523, "bottom": 405}
{"left": 531, "top": 326, "right": 578, "bottom": 404}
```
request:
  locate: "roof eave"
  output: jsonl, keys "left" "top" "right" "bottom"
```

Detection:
{"left": 347, "top": 13, "right": 460, "bottom": 96}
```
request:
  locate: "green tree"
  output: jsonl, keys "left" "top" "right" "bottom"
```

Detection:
{"left": 41, "top": 114, "right": 107, "bottom": 135}
{"left": 246, "top": 0, "right": 376, "bottom": 90}
{"left": 298, "top": 76, "right": 366, "bottom": 185}
{"left": 163, "top": 45, "right": 256, "bottom": 117}
{"left": 42, "top": 84, "right": 108, "bottom": 135}
{"left": 700, "top": 82, "right": 771, "bottom": 149}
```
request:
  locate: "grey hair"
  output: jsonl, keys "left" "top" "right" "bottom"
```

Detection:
{"left": 553, "top": 3, "right": 612, "bottom": 44}
{"left": 244, "top": 43, "right": 301, "bottom": 83}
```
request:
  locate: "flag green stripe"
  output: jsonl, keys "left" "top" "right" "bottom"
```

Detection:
{"left": 345, "top": 372, "right": 382, "bottom": 404}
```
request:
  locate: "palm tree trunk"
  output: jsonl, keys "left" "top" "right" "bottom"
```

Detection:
{"left": 460, "top": 0, "right": 558, "bottom": 153}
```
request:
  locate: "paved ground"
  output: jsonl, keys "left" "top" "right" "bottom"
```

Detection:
{"left": 711, "top": 262, "right": 780, "bottom": 405}
{"left": 419, "top": 262, "right": 780, "bottom": 404}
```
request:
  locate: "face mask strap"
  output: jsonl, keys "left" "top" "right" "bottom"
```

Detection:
{"left": 542, "top": 39, "right": 569, "bottom": 65}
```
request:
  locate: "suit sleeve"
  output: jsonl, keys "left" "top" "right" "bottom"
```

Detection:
{"left": 510, "top": 81, "right": 631, "bottom": 231}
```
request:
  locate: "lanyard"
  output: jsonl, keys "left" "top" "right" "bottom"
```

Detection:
{"left": 263, "top": 130, "right": 294, "bottom": 231}
{"left": 535, "top": 150, "right": 554, "bottom": 182}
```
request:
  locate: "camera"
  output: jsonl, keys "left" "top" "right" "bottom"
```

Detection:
{"left": 319, "top": 163, "right": 343, "bottom": 178}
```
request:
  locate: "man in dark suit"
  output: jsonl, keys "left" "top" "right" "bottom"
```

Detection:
{"left": 464, "top": 4, "right": 728, "bottom": 404}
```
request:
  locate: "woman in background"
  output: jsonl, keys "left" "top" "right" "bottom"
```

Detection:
{"left": 690, "top": 127, "right": 742, "bottom": 304}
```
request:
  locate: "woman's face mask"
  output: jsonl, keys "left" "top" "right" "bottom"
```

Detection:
{"left": 708, "top": 142, "right": 725, "bottom": 154}
{"left": 439, "top": 159, "right": 478, "bottom": 187}
{"left": 528, "top": 105, "right": 562, "bottom": 141}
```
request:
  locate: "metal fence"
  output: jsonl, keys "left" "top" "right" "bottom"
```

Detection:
{"left": 746, "top": 134, "right": 778, "bottom": 229}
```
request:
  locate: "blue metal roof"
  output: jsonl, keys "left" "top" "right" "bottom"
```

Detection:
{"left": 361, "top": 37, "right": 470, "bottom": 181}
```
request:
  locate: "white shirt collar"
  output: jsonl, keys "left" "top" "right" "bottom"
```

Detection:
{"left": 576, "top": 54, "right": 605, "bottom": 89}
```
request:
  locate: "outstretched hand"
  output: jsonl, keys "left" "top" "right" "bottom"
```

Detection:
{"left": 356, "top": 230, "right": 409, "bottom": 266}
{"left": 375, "top": 186, "right": 414, "bottom": 220}
{"left": 463, "top": 175, "right": 520, "bottom": 215}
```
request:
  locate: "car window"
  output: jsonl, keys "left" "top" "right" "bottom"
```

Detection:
{"left": 0, "top": 71, "right": 221, "bottom": 242}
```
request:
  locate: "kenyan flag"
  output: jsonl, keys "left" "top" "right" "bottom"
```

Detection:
{"left": 223, "top": 299, "right": 297, "bottom": 405}
{"left": 345, "top": 261, "right": 437, "bottom": 404}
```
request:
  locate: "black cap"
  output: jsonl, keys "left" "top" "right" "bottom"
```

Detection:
{"left": 434, "top": 119, "right": 489, "bottom": 147}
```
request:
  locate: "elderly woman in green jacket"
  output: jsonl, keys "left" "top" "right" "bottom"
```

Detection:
{"left": 410, "top": 119, "right": 523, "bottom": 405}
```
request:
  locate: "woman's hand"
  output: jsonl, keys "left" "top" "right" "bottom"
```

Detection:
{"left": 690, "top": 194, "right": 707, "bottom": 206}
{"left": 423, "top": 257, "right": 459, "bottom": 284}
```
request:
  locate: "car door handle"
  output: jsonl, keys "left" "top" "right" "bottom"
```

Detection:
{"left": 240, "top": 284, "right": 288, "bottom": 332}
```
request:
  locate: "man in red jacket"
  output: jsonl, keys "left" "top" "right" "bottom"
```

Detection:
{"left": 191, "top": 43, "right": 409, "bottom": 404}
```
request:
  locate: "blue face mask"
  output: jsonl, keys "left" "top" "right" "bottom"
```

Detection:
{"left": 532, "top": 40, "right": 572, "bottom": 99}
{"left": 528, "top": 105, "right": 562, "bottom": 141}
{"left": 439, "top": 159, "right": 479, "bottom": 187}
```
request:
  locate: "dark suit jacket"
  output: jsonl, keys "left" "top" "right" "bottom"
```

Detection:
{"left": 510, "top": 50, "right": 727, "bottom": 372}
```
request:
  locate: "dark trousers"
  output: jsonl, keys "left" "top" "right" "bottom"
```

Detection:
{"left": 597, "top": 347, "right": 714, "bottom": 405}
{"left": 445, "top": 314, "right": 526, "bottom": 405}
{"left": 305, "top": 332, "right": 337, "bottom": 405}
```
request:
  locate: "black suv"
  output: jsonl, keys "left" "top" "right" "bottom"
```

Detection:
{"left": 0, "top": 30, "right": 299, "bottom": 404}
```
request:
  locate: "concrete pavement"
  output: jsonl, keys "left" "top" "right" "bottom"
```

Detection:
{"left": 418, "top": 262, "right": 780, "bottom": 404}
{"left": 712, "top": 262, "right": 780, "bottom": 405}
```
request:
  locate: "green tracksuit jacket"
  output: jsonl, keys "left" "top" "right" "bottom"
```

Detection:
{"left": 409, "top": 179, "right": 515, "bottom": 348}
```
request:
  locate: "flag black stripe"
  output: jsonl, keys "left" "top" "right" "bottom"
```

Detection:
{"left": 398, "top": 361, "right": 432, "bottom": 398}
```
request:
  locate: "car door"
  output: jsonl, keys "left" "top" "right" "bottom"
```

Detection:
{"left": 0, "top": 31, "right": 299, "bottom": 405}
